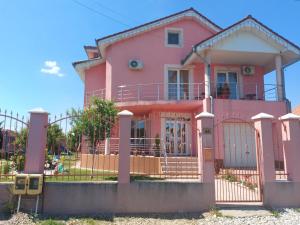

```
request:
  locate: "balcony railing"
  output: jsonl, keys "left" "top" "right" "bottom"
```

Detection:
{"left": 85, "top": 88, "right": 105, "bottom": 105}
{"left": 211, "top": 82, "right": 281, "bottom": 101}
{"left": 84, "top": 83, "right": 282, "bottom": 103}
{"left": 116, "top": 83, "right": 205, "bottom": 102}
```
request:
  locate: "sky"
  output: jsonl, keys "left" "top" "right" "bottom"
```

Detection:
{"left": 0, "top": 0, "right": 300, "bottom": 118}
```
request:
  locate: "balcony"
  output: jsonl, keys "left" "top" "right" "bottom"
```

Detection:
{"left": 84, "top": 82, "right": 281, "bottom": 105}
{"left": 117, "top": 83, "right": 205, "bottom": 102}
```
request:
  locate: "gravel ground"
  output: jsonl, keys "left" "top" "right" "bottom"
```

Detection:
{"left": 1, "top": 209, "right": 300, "bottom": 225}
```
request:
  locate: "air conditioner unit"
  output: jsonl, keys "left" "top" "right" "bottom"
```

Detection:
{"left": 242, "top": 66, "right": 255, "bottom": 75}
{"left": 128, "top": 59, "right": 143, "bottom": 70}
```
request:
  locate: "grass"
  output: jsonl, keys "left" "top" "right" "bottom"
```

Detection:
{"left": 44, "top": 168, "right": 118, "bottom": 182}
{"left": 209, "top": 206, "right": 223, "bottom": 217}
{"left": 38, "top": 219, "right": 65, "bottom": 225}
{"left": 269, "top": 209, "right": 280, "bottom": 218}
{"left": 294, "top": 208, "right": 300, "bottom": 213}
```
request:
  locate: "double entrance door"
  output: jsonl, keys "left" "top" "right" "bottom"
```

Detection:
{"left": 163, "top": 118, "right": 190, "bottom": 156}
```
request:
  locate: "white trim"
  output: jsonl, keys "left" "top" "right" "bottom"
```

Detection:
{"left": 195, "top": 18, "right": 300, "bottom": 56}
{"left": 97, "top": 9, "right": 221, "bottom": 58}
{"left": 165, "top": 27, "right": 184, "bottom": 48}
{"left": 73, "top": 58, "right": 105, "bottom": 82}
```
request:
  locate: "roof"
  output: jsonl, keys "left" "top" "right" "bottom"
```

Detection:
{"left": 293, "top": 105, "right": 300, "bottom": 116}
{"left": 182, "top": 15, "right": 300, "bottom": 66}
{"left": 72, "top": 57, "right": 105, "bottom": 81}
{"left": 96, "top": 8, "right": 222, "bottom": 58}
{"left": 73, "top": 8, "right": 222, "bottom": 79}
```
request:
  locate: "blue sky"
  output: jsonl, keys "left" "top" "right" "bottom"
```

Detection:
{"left": 0, "top": 0, "right": 300, "bottom": 118}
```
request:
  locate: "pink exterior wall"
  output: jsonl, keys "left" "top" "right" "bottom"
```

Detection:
{"left": 105, "top": 18, "right": 214, "bottom": 100}
{"left": 213, "top": 99, "right": 288, "bottom": 160}
{"left": 84, "top": 63, "right": 106, "bottom": 105}
{"left": 210, "top": 65, "right": 265, "bottom": 99}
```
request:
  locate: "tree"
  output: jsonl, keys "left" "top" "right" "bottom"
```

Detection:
{"left": 69, "top": 98, "right": 118, "bottom": 149}
{"left": 14, "top": 127, "right": 28, "bottom": 150}
{"left": 66, "top": 125, "right": 82, "bottom": 152}
{"left": 47, "top": 124, "right": 65, "bottom": 154}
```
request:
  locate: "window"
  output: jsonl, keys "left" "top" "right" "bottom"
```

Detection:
{"left": 216, "top": 72, "right": 238, "bottom": 99}
{"left": 168, "top": 32, "right": 179, "bottom": 45}
{"left": 167, "top": 69, "right": 189, "bottom": 100}
{"left": 165, "top": 28, "right": 183, "bottom": 47}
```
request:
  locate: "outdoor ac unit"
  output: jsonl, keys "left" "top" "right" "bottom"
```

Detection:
{"left": 242, "top": 66, "right": 255, "bottom": 75}
{"left": 128, "top": 59, "right": 143, "bottom": 70}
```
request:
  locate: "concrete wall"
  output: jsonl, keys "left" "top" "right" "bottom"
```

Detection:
{"left": 264, "top": 181, "right": 300, "bottom": 208}
{"left": 42, "top": 181, "right": 214, "bottom": 216}
{"left": 0, "top": 183, "right": 12, "bottom": 213}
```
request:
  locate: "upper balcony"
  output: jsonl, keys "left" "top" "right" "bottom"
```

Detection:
{"left": 84, "top": 82, "right": 281, "bottom": 107}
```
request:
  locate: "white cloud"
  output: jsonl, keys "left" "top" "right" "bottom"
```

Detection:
{"left": 41, "top": 61, "right": 64, "bottom": 77}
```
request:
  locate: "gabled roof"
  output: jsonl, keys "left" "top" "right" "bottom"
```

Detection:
{"left": 182, "top": 15, "right": 300, "bottom": 67}
{"left": 96, "top": 8, "right": 222, "bottom": 58}
{"left": 72, "top": 57, "right": 105, "bottom": 81}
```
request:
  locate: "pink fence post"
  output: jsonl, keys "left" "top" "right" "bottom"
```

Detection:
{"left": 279, "top": 113, "right": 300, "bottom": 181}
{"left": 195, "top": 112, "right": 215, "bottom": 183}
{"left": 24, "top": 108, "right": 48, "bottom": 174}
{"left": 118, "top": 110, "right": 133, "bottom": 184}
{"left": 251, "top": 113, "right": 276, "bottom": 183}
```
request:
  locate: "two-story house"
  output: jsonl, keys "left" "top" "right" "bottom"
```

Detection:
{"left": 73, "top": 8, "right": 300, "bottom": 168}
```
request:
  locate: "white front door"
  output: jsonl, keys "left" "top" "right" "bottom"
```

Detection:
{"left": 164, "top": 118, "right": 190, "bottom": 155}
{"left": 223, "top": 123, "right": 256, "bottom": 168}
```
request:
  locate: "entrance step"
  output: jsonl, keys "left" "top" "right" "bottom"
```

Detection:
{"left": 160, "top": 157, "right": 198, "bottom": 177}
{"left": 217, "top": 206, "right": 271, "bottom": 217}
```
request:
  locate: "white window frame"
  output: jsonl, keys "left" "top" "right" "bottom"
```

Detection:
{"left": 214, "top": 66, "right": 243, "bottom": 99}
{"left": 165, "top": 28, "right": 183, "bottom": 48}
{"left": 164, "top": 64, "right": 193, "bottom": 100}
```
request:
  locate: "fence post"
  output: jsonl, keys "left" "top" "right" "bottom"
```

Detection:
{"left": 251, "top": 113, "right": 276, "bottom": 183}
{"left": 195, "top": 112, "right": 215, "bottom": 183}
{"left": 279, "top": 113, "right": 300, "bottom": 181}
{"left": 104, "top": 138, "right": 110, "bottom": 155}
{"left": 118, "top": 110, "right": 133, "bottom": 184}
{"left": 24, "top": 108, "right": 48, "bottom": 174}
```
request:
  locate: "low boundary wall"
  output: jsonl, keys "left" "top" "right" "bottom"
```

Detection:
{"left": 42, "top": 181, "right": 214, "bottom": 215}
{"left": 263, "top": 181, "right": 300, "bottom": 208}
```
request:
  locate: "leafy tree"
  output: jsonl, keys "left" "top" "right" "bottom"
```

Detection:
{"left": 69, "top": 98, "right": 118, "bottom": 149}
{"left": 66, "top": 125, "right": 82, "bottom": 152}
{"left": 14, "top": 127, "right": 28, "bottom": 150}
{"left": 47, "top": 124, "right": 65, "bottom": 154}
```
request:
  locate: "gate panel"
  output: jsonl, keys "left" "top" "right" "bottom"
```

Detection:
{"left": 215, "top": 119, "right": 262, "bottom": 202}
{"left": 0, "top": 110, "right": 28, "bottom": 182}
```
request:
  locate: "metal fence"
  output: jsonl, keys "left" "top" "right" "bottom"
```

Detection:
{"left": 129, "top": 138, "right": 200, "bottom": 180}
{"left": 0, "top": 110, "right": 28, "bottom": 181}
{"left": 43, "top": 112, "right": 119, "bottom": 182}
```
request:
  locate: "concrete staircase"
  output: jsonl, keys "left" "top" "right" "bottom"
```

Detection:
{"left": 160, "top": 157, "right": 199, "bottom": 179}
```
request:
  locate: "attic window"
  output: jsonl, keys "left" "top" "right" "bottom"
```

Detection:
{"left": 165, "top": 28, "right": 183, "bottom": 47}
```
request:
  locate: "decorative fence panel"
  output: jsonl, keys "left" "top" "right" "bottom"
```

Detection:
{"left": 44, "top": 112, "right": 119, "bottom": 182}
{"left": 0, "top": 110, "right": 28, "bottom": 181}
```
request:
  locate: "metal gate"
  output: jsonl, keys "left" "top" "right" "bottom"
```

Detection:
{"left": 214, "top": 118, "right": 262, "bottom": 202}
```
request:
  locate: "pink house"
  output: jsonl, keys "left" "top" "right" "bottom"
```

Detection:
{"left": 73, "top": 8, "right": 300, "bottom": 168}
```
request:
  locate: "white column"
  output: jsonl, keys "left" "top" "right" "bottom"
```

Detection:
{"left": 104, "top": 138, "right": 110, "bottom": 155}
{"left": 275, "top": 55, "right": 285, "bottom": 101}
{"left": 204, "top": 53, "right": 211, "bottom": 98}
